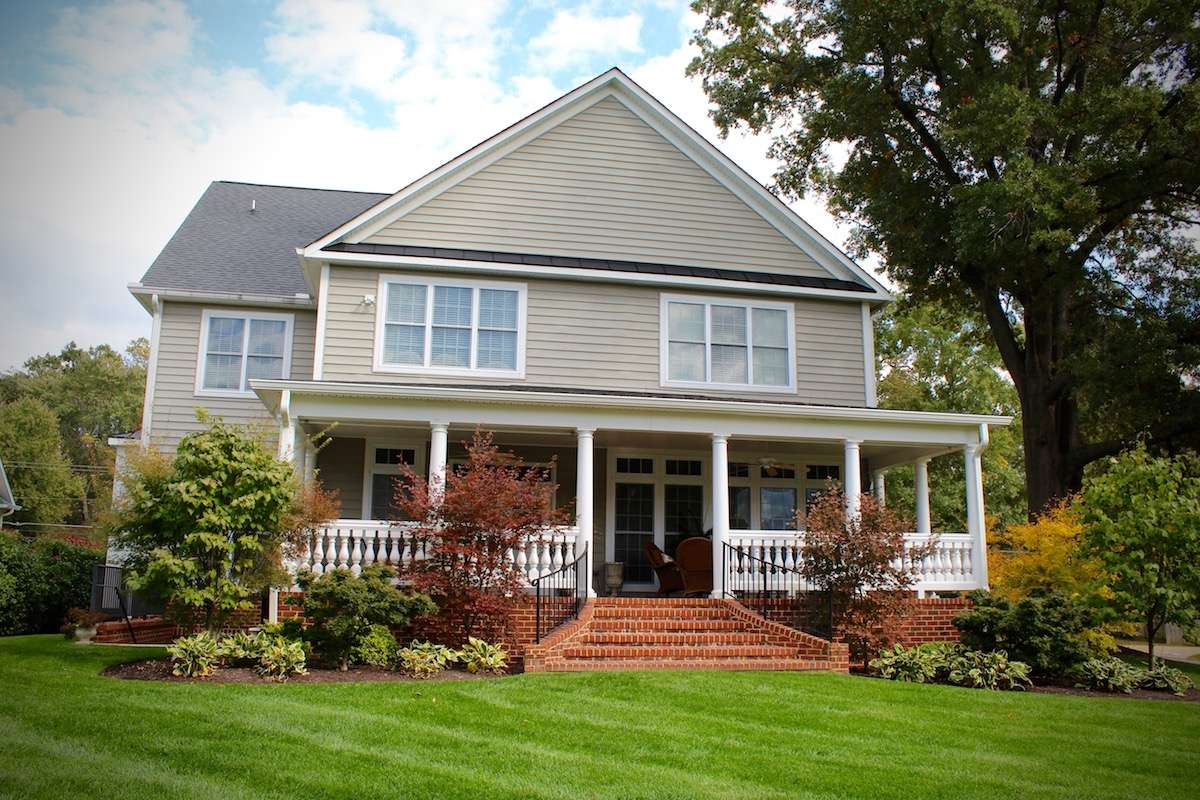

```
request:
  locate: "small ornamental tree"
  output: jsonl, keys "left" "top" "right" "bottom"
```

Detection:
{"left": 799, "top": 485, "right": 926, "bottom": 662}
{"left": 1079, "top": 444, "right": 1200, "bottom": 666}
{"left": 396, "top": 430, "right": 569, "bottom": 644}
{"left": 110, "top": 414, "right": 335, "bottom": 632}
{"left": 295, "top": 565, "right": 435, "bottom": 670}
{"left": 989, "top": 499, "right": 1106, "bottom": 604}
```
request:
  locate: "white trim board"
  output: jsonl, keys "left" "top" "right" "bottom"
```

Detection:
{"left": 301, "top": 69, "right": 891, "bottom": 300}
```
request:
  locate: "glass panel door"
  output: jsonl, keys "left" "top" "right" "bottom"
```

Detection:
{"left": 664, "top": 484, "right": 705, "bottom": 557}
{"left": 614, "top": 483, "right": 655, "bottom": 583}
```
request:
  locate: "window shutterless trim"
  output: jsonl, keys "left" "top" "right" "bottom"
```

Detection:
{"left": 372, "top": 273, "right": 527, "bottom": 378}
{"left": 658, "top": 293, "right": 796, "bottom": 393}
{"left": 194, "top": 308, "right": 294, "bottom": 399}
{"left": 361, "top": 437, "right": 426, "bottom": 520}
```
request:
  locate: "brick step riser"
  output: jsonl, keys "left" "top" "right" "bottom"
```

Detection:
{"left": 577, "top": 633, "right": 774, "bottom": 646}
{"left": 527, "top": 659, "right": 833, "bottom": 672}
{"left": 558, "top": 645, "right": 802, "bottom": 660}
{"left": 593, "top": 598, "right": 727, "bottom": 606}
{"left": 591, "top": 609, "right": 739, "bottom": 621}
{"left": 586, "top": 618, "right": 748, "bottom": 630}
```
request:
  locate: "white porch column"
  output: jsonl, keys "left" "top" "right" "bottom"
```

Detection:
{"left": 429, "top": 422, "right": 449, "bottom": 501}
{"left": 302, "top": 442, "right": 317, "bottom": 483}
{"left": 914, "top": 458, "right": 931, "bottom": 535}
{"left": 711, "top": 433, "right": 730, "bottom": 596}
{"left": 575, "top": 428, "right": 596, "bottom": 597}
{"left": 843, "top": 439, "right": 862, "bottom": 518}
{"left": 964, "top": 444, "right": 988, "bottom": 586}
{"left": 872, "top": 470, "right": 886, "bottom": 504}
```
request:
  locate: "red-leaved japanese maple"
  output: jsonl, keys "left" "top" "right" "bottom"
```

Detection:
{"left": 799, "top": 485, "right": 928, "bottom": 663}
{"left": 395, "top": 431, "right": 569, "bottom": 644}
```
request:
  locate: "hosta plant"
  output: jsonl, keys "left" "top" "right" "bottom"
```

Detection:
{"left": 217, "top": 631, "right": 264, "bottom": 665}
{"left": 1072, "top": 657, "right": 1145, "bottom": 694}
{"left": 397, "top": 640, "right": 459, "bottom": 679}
{"left": 256, "top": 637, "right": 307, "bottom": 681}
{"left": 459, "top": 637, "right": 508, "bottom": 674}
{"left": 167, "top": 631, "right": 220, "bottom": 677}
{"left": 869, "top": 643, "right": 953, "bottom": 684}
{"left": 945, "top": 649, "right": 1032, "bottom": 691}
{"left": 1140, "top": 659, "right": 1194, "bottom": 696}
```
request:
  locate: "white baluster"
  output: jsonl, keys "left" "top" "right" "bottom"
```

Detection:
{"left": 302, "top": 535, "right": 314, "bottom": 575}
{"left": 563, "top": 531, "right": 576, "bottom": 565}
{"left": 362, "top": 528, "right": 378, "bottom": 568}
{"left": 321, "top": 530, "right": 335, "bottom": 572}
{"left": 347, "top": 530, "right": 361, "bottom": 576}
{"left": 334, "top": 529, "right": 349, "bottom": 569}
{"left": 551, "top": 533, "right": 564, "bottom": 573}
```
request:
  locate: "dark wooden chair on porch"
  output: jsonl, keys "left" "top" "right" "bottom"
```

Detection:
{"left": 674, "top": 537, "right": 713, "bottom": 596}
{"left": 643, "top": 541, "right": 685, "bottom": 596}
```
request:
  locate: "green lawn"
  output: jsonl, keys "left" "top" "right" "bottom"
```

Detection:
{"left": 1, "top": 637, "right": 1197, "bottom": 800}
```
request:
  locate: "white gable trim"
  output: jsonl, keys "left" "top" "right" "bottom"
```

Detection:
{"left": 302, "top": 69, "right": 891, "bottom": 300}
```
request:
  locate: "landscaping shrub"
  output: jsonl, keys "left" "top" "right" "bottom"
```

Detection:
{"left": 458, "top": 637, "right": 508, "bottom": 674}
{"left": 988, "top": 500, "right": 1104, "bottom": 603}
{"left": 296, "top": 564, "right": 435, "bottom": 670}
{"left": 945, "top": 649, "right": 1031, "bottom": 691}
{"left": 259, "top": 619, "right": 305, "bottom": 642}
{"left": 1072, "top": 657, "right": 1144, "bottom": 694}
{"left": 216, "top": 631, "right": 264, "bottom": 666}
{"left": 167, "top": 632, "right": 220, "bottom": 677}
{"left": 397, "top": 640, "right": 459, "bottom": 679}
{"left": 350, "top": 624, "right": 397, "bottom": 668}
{"left": 954, "top": 590, "right": 1107, "bottom": 678}
{"left": 1140, "top": 660, "right": 1195, "bottom": 696}
{"left": 869, "top": 643, "right": 952, "bottom": 683}
{"left": 0, "top": 533, "right": 102, "bottom": 635}
{"left": 59, "top": 608, "right": 105, "bottom": 638}
{"left": 255, "top": 637, "right": 307, "bottom": 681}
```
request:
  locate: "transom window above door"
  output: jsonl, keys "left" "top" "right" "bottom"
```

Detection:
{"left": 196, "top": 310, "right": 293, "bottom": 396}
{"left": 374, "top": 276, "right": 526, "bottom": 377}
{"left": 660, "top": 295, "right": 795, "bottom": 391}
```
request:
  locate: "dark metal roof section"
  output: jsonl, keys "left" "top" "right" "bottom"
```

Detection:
{"left": 139, "top": 181, "right": 387, "bottom": 297}
{"left": 323, "top": 242, "right": 874, "bottom": 293}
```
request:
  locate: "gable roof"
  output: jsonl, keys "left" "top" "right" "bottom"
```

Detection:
{"left": 303, "top": 68, "right": 891, "bottom": 301}
{"left": 137, "top": 181, "right": 386, "bottom": 298}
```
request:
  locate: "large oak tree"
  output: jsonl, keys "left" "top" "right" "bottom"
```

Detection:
{"left": 689, "top": 0, "right": 1200, "bottom": 514}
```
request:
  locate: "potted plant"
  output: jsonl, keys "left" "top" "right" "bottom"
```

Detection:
{"left": 61, "top": 608, "right": 107, "bottom": 643}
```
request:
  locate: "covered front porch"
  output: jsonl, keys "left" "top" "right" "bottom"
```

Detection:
{"left": 255, "top": 380, "right": 1006, "bottom": 600}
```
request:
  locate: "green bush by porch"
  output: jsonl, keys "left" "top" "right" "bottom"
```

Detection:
{"left": 2, "top": 636, "right": 1197, "bottom": 800}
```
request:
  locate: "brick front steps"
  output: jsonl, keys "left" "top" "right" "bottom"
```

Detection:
{"left": 524, "top": 597, "right": 848, "bottom": 673}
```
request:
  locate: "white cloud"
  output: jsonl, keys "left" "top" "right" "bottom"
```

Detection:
{"left": 529, "top": 7, "right": 643, "bottom": 70}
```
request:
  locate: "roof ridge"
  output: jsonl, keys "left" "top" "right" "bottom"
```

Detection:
{"left": 214, "top": 180, "right": 390, "bottom": 196}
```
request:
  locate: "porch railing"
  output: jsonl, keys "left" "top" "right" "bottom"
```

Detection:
{"left": 721, "top": 542, "right": 833, "bottom": 638}
{"left": 288, "top": 520, "right": 582, "bottom": 587}
{"left": 532, "top": 544, "right": 588, "bottom": 643}
{"left": 725, "top": 530, "right": 978, "bottom": 593}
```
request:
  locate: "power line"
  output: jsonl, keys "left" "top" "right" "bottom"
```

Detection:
{"left": 5, "top": 462, "right": 111, "bottom": 473}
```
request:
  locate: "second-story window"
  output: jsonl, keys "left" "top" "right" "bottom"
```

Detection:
{"left": 660, "top": 295, "right": 795, "bottom": 391}
{"left": 376, "top": 277, "right": 526, "bottom": 376}
{"left": 196, "top": 309, "right": 293, "bottom": 395}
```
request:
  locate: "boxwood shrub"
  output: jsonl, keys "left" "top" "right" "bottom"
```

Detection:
{"left": 0, "top": 533, "right": 103, "bottom": 635}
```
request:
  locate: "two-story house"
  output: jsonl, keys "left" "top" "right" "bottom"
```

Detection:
{"left": 112, "top": 69, "right": 1008, "bottom": 665}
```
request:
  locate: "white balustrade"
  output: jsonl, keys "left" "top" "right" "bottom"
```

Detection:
{"left": 724, "top": 530, "right": 980, "bottom": 593}
{"left": 289, "top": 521, "right": 582, "bottom": 586}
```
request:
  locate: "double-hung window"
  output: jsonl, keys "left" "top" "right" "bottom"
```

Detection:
{"left": 661, "top": 295, "right": 794, "bottom": 391}
{"left": 375, "top": 277, "right": 526, "bottom": 376}
{"left": 196, "top": 310, "right": 293, "bottom": 396}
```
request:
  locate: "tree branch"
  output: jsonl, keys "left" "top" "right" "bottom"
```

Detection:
{"left": 879, "top": 41, "right": 962, "bottom": 185}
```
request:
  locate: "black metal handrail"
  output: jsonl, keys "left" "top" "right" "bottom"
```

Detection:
{"left": 532, "top": 543, "right": 587, "bottom": 643}
{"left": 721, "top": 542, "right": 833, "bottom": 639}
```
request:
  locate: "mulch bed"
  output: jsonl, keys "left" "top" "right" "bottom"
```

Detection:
{"left": 103, "top": 657, "right": 496, "bottom": 684}
{"left": 1029, "top": 683, "right": 1199, "bottom": 703}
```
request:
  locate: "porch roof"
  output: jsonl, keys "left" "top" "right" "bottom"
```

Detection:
{"left": 253, "top": 379, "right": 1009, "bottom": 467}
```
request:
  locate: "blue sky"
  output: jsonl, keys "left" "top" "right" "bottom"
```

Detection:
{"left": 0, "top": 0, "right": 849, "bottom": 370}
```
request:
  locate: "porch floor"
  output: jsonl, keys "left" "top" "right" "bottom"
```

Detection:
{"left": 524, "top": 597, "right": 849, "bottom": 673}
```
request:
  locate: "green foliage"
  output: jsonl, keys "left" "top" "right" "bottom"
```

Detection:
{"left": 458, "top": 637, "right": 508, "bottom": 675}
{"left": 296, "top": 564, "right": 435, "bottom": 670}
{"left": 167, "top": 632, "right": 220, "bottom": 677}
{"left": 1078, "top": 444, "right": 1200, "bottom": 666}
{"left": 350, "top": 624, "right": 398, "bottom": 668}
{"left": 1141, "top": 660, "right": 1195, "bottom": 696}
{"left": 0, "top": 533, "right": 102, "bottom": 635}
{"left": 259, "top": 619, "right": 305, "bottom": 642}
{"left": 397, "top": 640, "right": 459, "bottom": 679}
{"left": 59, "top": 608, "right": 105, "bottom": 637}
{"left": 255, "top": 637, "right": 307, "bottom": 682}
{"left": 0, "top": 398, "right": 83, "bottom": 525}
{"left": 111, "top": 415, "right": 308, "bottom": 631}
{"left": 688, "top": 1, "right": 1200, "bottom": 512}
{"left": 869, "top": 643, "right": 954, "bottom": 684}
{"left": 0, "top": 339, "right": 147, "bottom": 523}
{"left": 1073, "top": 657, "right": 1145, "bottom": 694}
{"left": 875, "top": 302, "right": 1025, "bottom": 531}
{"left": 216, "top": 631, "right": 263, "bottom": 666}
{"left": 945, "top": 649, "right": 1031, "bottom": 691}
{"left": 954, "top": 591, "right": 1108, "bottom": 678}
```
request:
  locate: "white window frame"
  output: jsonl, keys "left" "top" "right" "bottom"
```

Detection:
{"left": 362, "top": 438, "right": 427, "bottom": 520}
{"left": 659, "top": 293, "right": 796, "bottom": 393}
{"left": 194, "top": 309, "right": 294, "bottom": 398}
{"left": 373, "top": 274, "right": 528, "bottom": 378}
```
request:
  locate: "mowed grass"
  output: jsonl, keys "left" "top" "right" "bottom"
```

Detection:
{"left": 1, "top": 637, "right": 1197, "bottom": 800}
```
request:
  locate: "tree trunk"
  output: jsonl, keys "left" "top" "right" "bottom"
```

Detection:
{"left": 1146, "top": 619, "right": 1156, "bottom": 668}
{"left": 1019, "top": 378, "right": 1084, "bottom": 517}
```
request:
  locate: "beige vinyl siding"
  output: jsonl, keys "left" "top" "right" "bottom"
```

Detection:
{"left": 364, "top": 96, "right": 832, "bottom": 280}
{"left": 321, "top": 267, "right": 867, "bottom": 406}
{"left": 147, "top": 301, "right": 316, "bottom": 450}
{"left": 315, "top": 437, "right": 365, "bottom": 516}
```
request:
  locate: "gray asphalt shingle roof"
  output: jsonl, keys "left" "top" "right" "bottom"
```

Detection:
{"left": 138, "top": 181, "right": 387, "bottom": 297}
